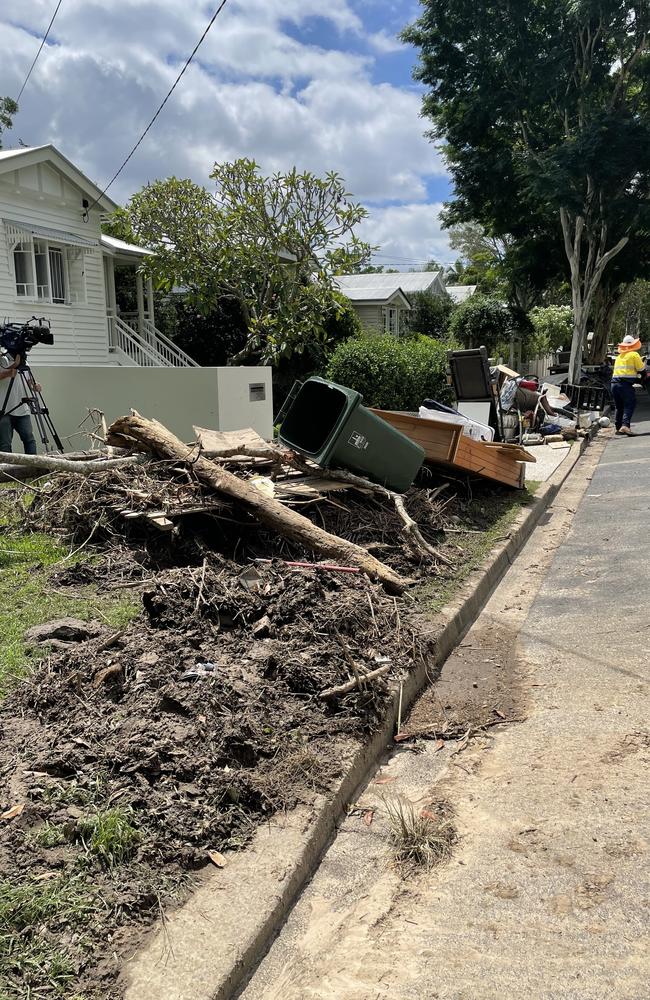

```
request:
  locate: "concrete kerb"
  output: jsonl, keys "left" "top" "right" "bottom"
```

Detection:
{"left": 122, "top": 435, "right": 592, "bottom": 1000}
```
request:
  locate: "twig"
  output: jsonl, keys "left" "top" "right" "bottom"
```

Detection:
{"left": 195, "top": 557, "right": 208, "bottom": 613}
{"left": 59, "top": 520, "right": 100, "bottom": 563}
{"left": 367, "top": 591, "right": 379, "bottom": 635}
{"left": 397, "top": 681, "right": 404, "bottom": 736}
{"left": 319, "top": 664, "right": 391, "bottom": 700}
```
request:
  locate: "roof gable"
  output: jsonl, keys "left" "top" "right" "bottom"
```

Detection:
{"left": 339, "top": 285, "right": 411, "bottom": 308}
{"left": 0, "top": 145, "right": 117, "bottom": 213}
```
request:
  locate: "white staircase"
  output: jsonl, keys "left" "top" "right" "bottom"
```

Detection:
{"left": 107, "top": 314, "right": 198, "bottom": 367}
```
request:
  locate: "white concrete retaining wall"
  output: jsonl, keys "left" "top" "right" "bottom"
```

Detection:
{"left": 30, "top": 365, "right": 273, "bottom": 450}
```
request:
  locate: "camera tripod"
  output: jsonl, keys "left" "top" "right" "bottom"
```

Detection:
{"left": 0, "top": 356, "right": 63, "bottom": 453}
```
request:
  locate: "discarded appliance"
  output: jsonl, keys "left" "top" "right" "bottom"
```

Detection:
{"left": 278, "top": 377, "right": 425, "bottom": 493}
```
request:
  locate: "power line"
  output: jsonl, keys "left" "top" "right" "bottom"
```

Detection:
{"left": 17, "top": 0, "right": 65, "bottom": 103}
{"left": 86, "top": 0, "right": 230, "bottom": 214}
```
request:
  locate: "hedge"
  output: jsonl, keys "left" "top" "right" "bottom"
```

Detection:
{"left": 326, "top": 335, "right": 454, "bottom": 411}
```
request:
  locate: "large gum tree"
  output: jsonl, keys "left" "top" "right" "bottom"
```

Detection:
{"left": 404, "top": 2, "right": 650, "bottom": 382}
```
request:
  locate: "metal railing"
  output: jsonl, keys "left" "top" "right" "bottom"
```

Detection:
{"left": 120, "top": 312, "right": 198, "bottom": 367}
{"left": 108, "top": 315, "right": 166, "bottom": 367}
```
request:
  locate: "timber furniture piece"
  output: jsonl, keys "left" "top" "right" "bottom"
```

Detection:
{"left": 372, "top": 410, "right": 534, "bottom": 489}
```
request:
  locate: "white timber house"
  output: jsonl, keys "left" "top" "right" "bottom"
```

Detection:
{"left": 0, "top": 144, "right": 196, "bottom": 368}
{"left": 335, "top": 270, "right": 448, "bottom": 337}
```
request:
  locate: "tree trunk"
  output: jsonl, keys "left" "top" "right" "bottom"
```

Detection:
{"left": 590, "top": 288, "right": 622, "bottom": 363}
{"left": 106, "top": 414, "right": 410, "bottom": 593}
{"left": 560, "top": 206, "right": 628, "bottom": 386}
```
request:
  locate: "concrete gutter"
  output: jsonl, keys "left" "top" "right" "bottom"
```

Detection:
{"left": 122, "top": 436, "right": 592, "bottom": 1000}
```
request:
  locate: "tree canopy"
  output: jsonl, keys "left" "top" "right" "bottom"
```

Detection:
{"left": 447, "top": 295, "right": 513, "bottom": 352}
{"left": 112, "top": 160, "right": 373, "bottom": 364}
{"left": 0, "top": 98, "right": 18, "bottom": 149}
{"left": 404, "top": 2, "right": 650, "bottom": 381}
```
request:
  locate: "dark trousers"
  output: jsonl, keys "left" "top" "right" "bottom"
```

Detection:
{"left": 611, "top": 380, "right": 637, "bottom": 430}
{"left": 0, "top": 414, "right": 37, "bottom": 454}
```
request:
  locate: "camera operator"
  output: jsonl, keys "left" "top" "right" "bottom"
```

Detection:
{"left": 0, "top": 349, "right": 40, "bottom": 454}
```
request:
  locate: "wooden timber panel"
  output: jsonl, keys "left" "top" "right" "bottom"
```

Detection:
{"left": 371, "top": 409, "right": 462, "bottom": 463}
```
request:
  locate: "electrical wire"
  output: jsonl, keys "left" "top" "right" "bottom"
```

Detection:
{"left": 16, "top": 0, "right": 65, "bottom": 102}
{"left": 86, "top": 0, "right": 230, "bottom": 214}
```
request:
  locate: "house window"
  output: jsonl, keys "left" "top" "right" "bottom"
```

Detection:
{"left": 384, "top": 306, "right": 400, "bottom": 337}
{"left": 12, "top": 241, "right": 76, "bottom": 304}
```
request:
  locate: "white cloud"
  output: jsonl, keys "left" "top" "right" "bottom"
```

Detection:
{"left": 0, "top": 0, "right": 451, "bottom": 262}
{"left": 358, "top": 202, "right": 455, "bottom": 269}
{"left": 368, "top": 30, "right": 404, "bottom": 54}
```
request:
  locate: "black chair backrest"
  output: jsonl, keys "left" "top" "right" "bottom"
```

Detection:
{"left": 447, "top": 346, "right": 492, "bottom": 401}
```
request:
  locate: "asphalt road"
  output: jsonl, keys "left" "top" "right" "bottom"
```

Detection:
{"left": 242, "top": 395, "right": 650, "bottom": 1000}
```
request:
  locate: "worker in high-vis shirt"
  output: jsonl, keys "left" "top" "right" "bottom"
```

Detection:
{"left": 611, "top": 335, "right": 647, "bottom": 436}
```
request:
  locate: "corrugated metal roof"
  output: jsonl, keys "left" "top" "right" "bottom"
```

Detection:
{"left": 335, "top": 271, "right": 443, "bottom": 295}
{"left": 3, "top": 217, "right": 99, "bottom": 249}
{"left": 340, "top": 285, "right": 411, "bottom": 306}
{"left": 101, "top": 234, "right": 154, "bottom": 256}
{"left": 446, "top": 284, "right": 477, "bottom": 304}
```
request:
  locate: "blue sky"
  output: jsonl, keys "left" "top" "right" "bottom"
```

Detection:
{"left": 0, "top": 0, "right": 455, "bottom": 267}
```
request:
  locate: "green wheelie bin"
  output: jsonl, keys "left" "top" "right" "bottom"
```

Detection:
{"left": 278, "top": 377, "right": 424, "bottom": 493}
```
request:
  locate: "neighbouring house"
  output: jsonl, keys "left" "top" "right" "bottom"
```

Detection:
{"left": 335, "top": 271, "right": 448, "bottom": 336}
{"left": 0, "top": 145, "right": 273, "bottom": 444}
{"left": 446, "top": 284, "right": 478, "bottom": 305}
{"left": 0, "top": 144, "right": 195, "bottom": 368}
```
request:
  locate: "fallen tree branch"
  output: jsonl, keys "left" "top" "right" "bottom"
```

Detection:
{"left": 285, "top": 455, "right": 454, "bottom": 567}
{"left": 319, "top": 664, "right": 391, "bottom": 700}
{"left": 0, "top": 452, "right": 148, "bottom": 476}
{"left": 106, "top": 414, "right": 411, "bottom": 593}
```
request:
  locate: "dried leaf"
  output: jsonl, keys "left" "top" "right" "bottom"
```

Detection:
{"left": 363, "top": 809, "right": 374, "bottom": 827}
{"left": 393, "top": 733, "right": 413, "bottom": 743}
{"left": 494, "top": 709, "right": 506, "bottom": 720}
{"left": 421, "top": 809, "right": 438, "bottom": 821}
{"left": 1, "top": 803, "right": 25, "bottom": 821}
{"left": 373, "top": 776, "right": 396, "bottom": 786}
{"left": 208, "top": 850, "right": 227, "bottom": 868}
{"left": 434, "top": 740, "right": 445, "bottom": 752}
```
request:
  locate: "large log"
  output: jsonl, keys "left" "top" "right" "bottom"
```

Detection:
{"left": 106, "top": 414, "right": 410, "bottom": 593}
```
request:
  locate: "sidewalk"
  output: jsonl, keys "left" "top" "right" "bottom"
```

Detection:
{"left": 242, "top": 395, "right": 650, "bottom": 1000}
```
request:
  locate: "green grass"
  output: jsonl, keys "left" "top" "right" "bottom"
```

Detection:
{"left": 76, "top": 808, "right": 142, "bottom": 868}
{"left": 28, "top": 822, "right": 67, "bottom": 849}
{"left": 0, "top": 874, "right": 96, "bottom": 996}
{"left": 418, "top": 484, "right": 539, "bottom": 614}
{"left": 0, "top": 495, "right": 139, "bottom": 697}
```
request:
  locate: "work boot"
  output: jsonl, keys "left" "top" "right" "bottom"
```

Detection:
{"left": 619, "top": 426, "right": 634, "bottom": 436}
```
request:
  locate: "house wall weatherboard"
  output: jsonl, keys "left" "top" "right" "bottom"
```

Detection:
{"left": 33, "top": 366, "right": 274, "bottom": 449}
{"left": 0, "top": 162, "right": 111, "bottom": 366}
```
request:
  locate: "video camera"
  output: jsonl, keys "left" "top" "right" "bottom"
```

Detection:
{"left": 0, "top": 316, "right": 54, "bottom": 359}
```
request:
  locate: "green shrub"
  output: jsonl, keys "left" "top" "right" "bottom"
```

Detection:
{"left": 448, "top": 295, "right": 513, "bottom": 352}
{"left": 406, "top": 290, "right": 455, "bottom": 339}
{"left": 327, "top": 335, "right": 454, "bottom": 410}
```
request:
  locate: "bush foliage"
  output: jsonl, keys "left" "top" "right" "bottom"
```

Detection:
{"left": 448, "top": 295, "right": 513, "bottom": 352}
{"left": 327, "top": 334, "right": 453, "bottom": 410}
{"left": 407, "top": 289, "right": 455, "bottom": 339}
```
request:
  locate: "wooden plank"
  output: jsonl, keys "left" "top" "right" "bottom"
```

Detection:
{"left": 482, "top": 442, "right": 536, "bottom": 463}
{"left": 193, "top": 426, "right": 273, "bottom": 458}
{"left": 371, "top": 409, "right": 462, "bottom": 462}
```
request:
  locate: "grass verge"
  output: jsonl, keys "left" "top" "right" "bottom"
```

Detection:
{"left": 419, "top": 483, "right": 540, "bottom": 614}
{"left": 0, "top": 488, "right": 138, "bottom": 696}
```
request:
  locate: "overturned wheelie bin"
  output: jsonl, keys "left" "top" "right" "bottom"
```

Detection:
{"left": 278, "top": 377, "right": 424, "bottom": 493}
